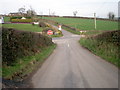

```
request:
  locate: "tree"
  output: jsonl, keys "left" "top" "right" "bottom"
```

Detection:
{"left": 18, "top": 7, "right": 25, "bottom": 14}
{"left": 108, "top": 12, "right": 115, "bottom": 20}
{"left": 73, "top": 11, "right": 78, "bottom": 17}
{"left": 27, "top": 6, "right": 37, "bottom": 17}
{"left": 27, "top": 9, "right": 37, "bottom": 17}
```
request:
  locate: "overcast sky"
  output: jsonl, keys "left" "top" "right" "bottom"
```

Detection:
{"left": 0, "top": 0, "right": 119, "bottom": 18}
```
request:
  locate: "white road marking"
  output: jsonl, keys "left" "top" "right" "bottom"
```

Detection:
{"left": 71, "top": 35, "right": 80, "bottom": 37}
{"left": 68, "top": 44, "right": 70, "bottom": 47}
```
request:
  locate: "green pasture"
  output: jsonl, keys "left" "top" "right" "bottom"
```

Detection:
{"left": 3, "top": 24, "right": 42, "bottom": 32}
{"left": 42, "top": 17, "right": 118, "bottom": 31}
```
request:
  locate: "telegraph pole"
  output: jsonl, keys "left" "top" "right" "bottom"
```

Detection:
{"left": 94, "top": 13, "right": 97, "bottom": 30}
{"left": 49, "top": 9, "right": 50, "bottom": 16}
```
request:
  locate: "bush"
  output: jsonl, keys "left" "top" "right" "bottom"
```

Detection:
{"left": 11, "top": 19, "right": 32, "bottom": 23}
{"left": 42, "top": 27, "right": 54, "bottom": 35}
{"left": 57, "top": 30, "right": 62, "bottom": 35}
{"left": 39, "top": 21, "right": 47, "bottom": 27}
{"left": 10, "top": 17, "right": 22, "bottom": 19}
{"left": 80, "top": 30, "right": 120, "bottom": 67}
{"left": 10, "top": 17, "right": 32, "bottom": 20}
{"left": 2, "top": 28, "right": 53, "bottom": 65}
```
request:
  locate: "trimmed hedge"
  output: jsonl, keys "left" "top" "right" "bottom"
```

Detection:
{"left": 39, "top": 21, "right": 47, "bottom": 27}
{"left": 2, "top": 28, "right": 53, "bottom": 65}
{"left": 80, "top": 30, "right": 120, "bottom": 67}
{"left": 11, "top": 19, "right": 32, "bottom": 23}
{"left": 10, "top": 17, "right": 32, "bottom": 19}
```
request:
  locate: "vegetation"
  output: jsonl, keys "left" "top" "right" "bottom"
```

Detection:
{"left": 39, "top": 21, "right": 48, "bottom": 27}
{"left": 2, "top": 28, "right": 53, "bottom": 65}
{"left": 3, "top": 44, "right": 56, "bottom": 80}
{"left": 108, "top": 12, "right": 115, "bottom": 20}
{"left": 4, "top": 17, "right": 10, "bottom": 22}
{"left": 10, "top": 17, "right": 32, "bottom": 19}
{"left": 42, "top": 17, "right": 118, "bottom": 31}
{"left": 2, "top": 27, "right": 56, "bottom": 80}
{"left": 2, "top": 24, "right": 42, "bottom": 32}
{"left": 11, "top": 19, "right": 32, "bottom": 23}
{"left": 62, "top": 26, "right": 80, "bottom": 35}
{"left": 79, "top": 30, "right": 120, "bottom": 67}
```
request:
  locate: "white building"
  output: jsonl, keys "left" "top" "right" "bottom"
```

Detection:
{"left": 0, "top": 16, "right": 4, "bottom": 24}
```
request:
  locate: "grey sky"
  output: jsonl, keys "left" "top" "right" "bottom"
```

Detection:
{"left": 0, "top": 0, "right": 119, "bottom": 18}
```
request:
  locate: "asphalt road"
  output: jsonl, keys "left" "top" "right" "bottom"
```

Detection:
{"left": 31, "top": 28, "right": 118, "bottom": 88}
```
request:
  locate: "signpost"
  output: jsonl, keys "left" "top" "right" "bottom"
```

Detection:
{"left": 58, "top": 25, "right": 62, "bottom": 31}
{"left": 47, "top": 30, "right": 53, "bottom": 35}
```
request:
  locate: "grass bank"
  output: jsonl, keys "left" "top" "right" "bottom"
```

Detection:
{"left": 79, "top": 30, "right": 120, "bottom": 67}
{"left": 2, "top": 27, "right": 56, "bottom": 81}
{"left": 3, "top": 44, "right": 56, "bottom": 80}
{"left": 2, "top": 24, "right": 43, "bottom": 32}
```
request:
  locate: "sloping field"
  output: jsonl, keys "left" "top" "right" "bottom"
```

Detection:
{"left": 42, "top": 17, "right": 118, "bottom": 31}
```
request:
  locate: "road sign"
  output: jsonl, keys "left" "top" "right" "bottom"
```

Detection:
{"left": 58, "top": 25, "right": 62, "bottom": 31}
{"left": 47, "top": 30, "right": 53, "bottom": 35}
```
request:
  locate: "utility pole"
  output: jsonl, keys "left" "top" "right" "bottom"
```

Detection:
{"left": 49, "top": 9, "right": 50, "bottom": 16}
{"left": 94, "top": 13, "right": 97, "bottom": 30}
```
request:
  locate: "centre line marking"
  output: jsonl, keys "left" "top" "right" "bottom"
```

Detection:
{"left": 68, "top": 44, "right": 70, "bottom": 47}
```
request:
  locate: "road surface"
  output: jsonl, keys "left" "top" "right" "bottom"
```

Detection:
{"left": 31, "top": 28, "right": 118, "bottom": 88}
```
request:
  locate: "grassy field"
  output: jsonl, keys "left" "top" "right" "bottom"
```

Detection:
{"left": 42, "top": 17, "right": 118, "bottom": 31}
{"left": 3, "top": 24, "right": 43, "bottom": 32}
{"left": 3, "top": 44, "right": 56, "bottom": 80}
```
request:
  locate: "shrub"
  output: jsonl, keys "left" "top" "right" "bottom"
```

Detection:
{"left": 2, "top": 28, "right": 53, "bottom": 65}
{"left": 10, "top": 17, "right": 32, "bottom": 20}
{"left": 11, "top": 19, "right": 32, "bottom": 23}
{"left": 42, "top": 27, "right": 54, "bottom": 35}
{"left": 26, "top": 17, "right": 32, "bottom": 19}
{"left": 32, "top": 22, "right": 35, "bottom": 26}
{"left": 39, "top": 21, "right": 47, "bottom": 27}
{"left": 57, "top": 30, "right": 62, "bottom": 35}
{"left": 10, "top": 17, "right": 22, "bottom": 19}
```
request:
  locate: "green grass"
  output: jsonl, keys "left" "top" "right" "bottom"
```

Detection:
{"left": 51, "top": 34, "right": 63, "bottom": 37}
{"left": 79, "top": 36, "right": 119, "bottom": 67}
{"left": 62, "top": 26, "right": 80, "bottom": 35}
{"left": 2, "top": 44, "right": 56, "bottom": 79}
{"left": 4, "top": 17, "right": 10, "bottom": 22}
{"left": 2, "top": 24, "right": 43, "bottom": 32}
{"left": 42, "top": 17, "right": 118, "bottom": 31}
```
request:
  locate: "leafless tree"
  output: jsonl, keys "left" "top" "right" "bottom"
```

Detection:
{"left": 27, "top": 6, "right": 37, "bottom": 17}
{"left": 18, "top": 7, "right": 25, "bottom": 14}
{"left": 108, "top": 12, "right": 115, "bottom": 20}
{"left": 73, "top": 11, "right": 78, "bottom": 17}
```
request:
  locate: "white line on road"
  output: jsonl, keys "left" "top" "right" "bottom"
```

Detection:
{"left": 68, "top": 44, "right": 70, "bottom": 47}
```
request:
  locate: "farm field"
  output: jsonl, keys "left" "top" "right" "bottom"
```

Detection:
{"left": 2, "top": 23, "right": 42, "bottom": 32}
{"left": 42, "top": 17, "right": 118, "bottom": 31}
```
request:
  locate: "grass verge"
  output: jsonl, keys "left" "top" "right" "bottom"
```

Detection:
{"left": 79, "top": 31, "right": 119, "bottom": 67}
{"left": 62, "top": 26, "right": 80, "bottom": 35}
{"left": 2, "top": 44, "right": 56, "bottom": 80}
{"left": 51, "top": 34, "right": 63, "bottom": 37}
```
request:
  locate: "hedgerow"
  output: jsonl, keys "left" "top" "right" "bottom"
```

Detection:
{"left": 2, "top": 28, "right": 53, "bottom": 65}
{"left": 10, "top": 17, "right": 32, "bottom": 19}
{"left": 11, "top": 19, "right": 32, "bottom": 23}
